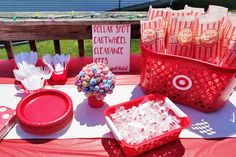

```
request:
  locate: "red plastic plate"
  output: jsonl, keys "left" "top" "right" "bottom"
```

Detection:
{"left": 16, "top": 89, "right": 73, "bottom": 135}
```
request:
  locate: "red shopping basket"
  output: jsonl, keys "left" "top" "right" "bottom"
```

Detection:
{"left": 140, "top": 44, "right": 236, "bottom": 112}
{"left": 104, "top": 94, "right": 190, "bottom": 157}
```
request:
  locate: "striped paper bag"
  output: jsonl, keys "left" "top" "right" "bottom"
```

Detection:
{"left": 166, "top": 15, "right": 195, "bottom": 57}
{"left": 184, "top": 5, "right": 205, "bottom": 16}
{"left": 207, "top": 5, "right": 228, "bottom": 18}
{"left": 167, "top": 9, "right": 192, "bottom": 44}
{"left": 148, "top": 5, "right": 171, "bottom": 28}
{"left": 193, "top": 14, "right": 222, "bottom": 63}
{"left": 219, "top": 16, "right": 232, "bottom": 62}
{"left": 140, "top": 18, "right": 165, "bottom": 53}
{"left": 208, "top": 6, "right": 230, "bottom": 62}
{"left": 207, "top": 5, "right": 228, "bottom": 31}
{"left": 147, "top": 6, "right": 171, "bottom": 52}
{"left": 220, "top": 16, "right": 236, "bottom": 67}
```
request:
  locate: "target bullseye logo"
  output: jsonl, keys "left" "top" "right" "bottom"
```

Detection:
{"left": 172, "top": 75, "right": 192, "bottom": 90}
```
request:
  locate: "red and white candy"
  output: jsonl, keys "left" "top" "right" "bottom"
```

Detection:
{"left": 110, "top": 100, "right": 180, "bottom": 145}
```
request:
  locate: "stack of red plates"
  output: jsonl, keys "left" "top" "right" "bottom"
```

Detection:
{"left": 16, "top": 89, "right": 73, "bottom": 135}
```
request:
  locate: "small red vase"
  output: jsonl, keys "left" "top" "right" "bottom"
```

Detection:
{"left": 88, "top": 95, "right": 104, "bottom": 108}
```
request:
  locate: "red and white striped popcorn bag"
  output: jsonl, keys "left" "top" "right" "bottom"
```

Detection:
{"left": 220, "top": 16, "right": 236, "bottom": 67}
{"left": 207, "top": 5, "right": 231, "bottom": 64}
{"left": 207, "top": 5, "right": 228, "bottom": 32}
{"left": 147, "top": 6, "right": 171, "bottom": 52}
{"left": 166, "top": 15, "right": 195, "bottom": 57}
{"left": 219, "top": 16, "right": 232, "bottom": 62}
{"left": 207, "top": 5, "right": 228, "bottom": 13}
{"left": 167, "top": 9, "right": 192, "bottom": 42}
{"left": 207, "top": 5, "right": 228, "bottom": 20}
{"left": 193, "top": 14, "right": 222, "bottom": 64}
{"left": 184, "top": 5, "right": 205, "bottom": 16}
{"left": 147, "top": 5, "right": 171, "bottom": 29}
{"left": 140, "top": 18, "right": 165, "bottom": 53}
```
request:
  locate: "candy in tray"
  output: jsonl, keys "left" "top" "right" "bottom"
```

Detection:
{"left": 104, "top": 94, "right": 190, "bottom": 157}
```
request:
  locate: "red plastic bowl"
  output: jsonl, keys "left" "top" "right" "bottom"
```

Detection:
{"left": 16, "top": 89, "right": 73, "bottom": 135}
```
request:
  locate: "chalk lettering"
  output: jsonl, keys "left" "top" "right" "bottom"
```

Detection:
{"left": 92, "top": 24, "right": 131, "bottom": 72}
{"left": 110, "top": 66, "right": 128, "bottom": 71}
{"left": 93, "top": 36, "right": 126, "bottom": 44}
{"left": 94, "top": 47, "right": 124, "bottom": 55}
{"left": 94, "top": 57, "right": 108, "bottom": 64}
{"left": 93, "top": 25, "right": 113, "bottom": 33}
{"left": 116, "top": 25, "right": 130, "bottom": 33}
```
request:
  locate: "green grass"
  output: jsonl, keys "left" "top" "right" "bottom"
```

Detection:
{"left": 0, "top": 39, "right": 140, "bottom": 60}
